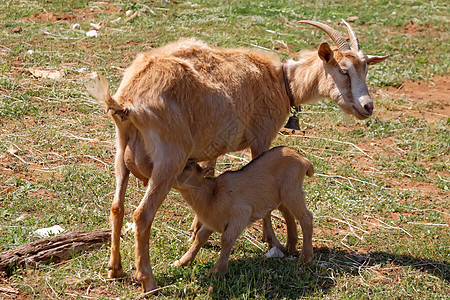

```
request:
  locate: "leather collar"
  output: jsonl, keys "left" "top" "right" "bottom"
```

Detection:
{"left": 282, "top": 63, "right": 295, "bottom": 107}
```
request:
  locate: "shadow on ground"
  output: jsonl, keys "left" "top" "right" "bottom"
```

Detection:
{"left": 162, "top": 246, "right": 449, "bottom": 299}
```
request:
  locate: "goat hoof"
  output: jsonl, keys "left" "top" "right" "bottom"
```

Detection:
{"left": 210, "top": 266, "right": 228, "bottom": 276}
{"left": 107, "top": 268, "right": 124, "bottom": 279}
{"left": 135, "top": 273, "right": 159, "bottom": 293}
{"left": 299, "top": 250, "right": 313, "bottom": 263}
{"left": 285, "top": 243, "right": 298, "bottom": 255}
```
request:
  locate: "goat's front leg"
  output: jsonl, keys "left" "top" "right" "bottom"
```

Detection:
{"left": 189, "top": 159, "right": 216, "bottom": 241}
{"left": 211, "top": 225, "right": 242, "bottom": 275}
{"left": 173, "top": 225, "right": 213, "bottom": 267}
{"left": 108, "top": 149, "right": 130, "bottom": 279}
{"left": 262, "top": 214, "right": 286, "bottom": 253}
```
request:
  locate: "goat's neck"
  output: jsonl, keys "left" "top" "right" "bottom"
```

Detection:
{"left": 286, "top": 52, "right": 328, "bottom": 106}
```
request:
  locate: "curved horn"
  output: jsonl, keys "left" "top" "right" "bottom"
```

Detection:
{"left": 341, "top": 19, "right": 360, "bottom": 52}
{"left": 298, "top": 20, "right": 350, "bottom": 52}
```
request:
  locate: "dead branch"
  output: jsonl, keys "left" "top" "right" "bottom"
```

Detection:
{"left": 0, "top": 229, "right": 111, "bottom": 276}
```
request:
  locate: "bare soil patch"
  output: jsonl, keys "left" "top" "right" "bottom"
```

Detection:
{"left": 23, "top": 5, "right": 120, "bottom": 23}
{"left": 24, "top": 12, "right": 78, "bottom": 23}
{"left": 382, "top": 75, "right": 450, "bottom": 120}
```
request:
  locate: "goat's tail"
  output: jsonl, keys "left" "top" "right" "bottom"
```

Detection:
{"left": 85, "top": 72, "right": 128, "bottom": 120}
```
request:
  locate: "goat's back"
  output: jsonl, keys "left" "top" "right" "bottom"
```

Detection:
{"left": 219, "top": 146, "right": 313, "bottom": 196}
{"left": 110, "top": 39, "right": 291, "bottom": 161}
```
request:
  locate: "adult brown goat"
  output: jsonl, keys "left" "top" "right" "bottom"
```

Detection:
{"left": 86, "top": 20, "right": 388, "bottom": 292}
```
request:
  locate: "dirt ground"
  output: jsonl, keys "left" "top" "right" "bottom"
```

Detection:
{"left": 382, "top": 75, "right": 450, "bottom": 120}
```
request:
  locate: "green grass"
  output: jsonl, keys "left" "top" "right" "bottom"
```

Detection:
{"left": 0, "top": 0, "right": 449, "bottom": 299}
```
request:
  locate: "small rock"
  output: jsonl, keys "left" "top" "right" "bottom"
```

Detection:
{"left": 11, "top": 27, "right": 22, "bottom": 33}
{"left": 111, "top": 17, "right": 122, "bottom": 24}
{"left": 86, "top": 30, "right": 98, "bottom": 37}
{"left": 264, "top": 247, "right": 284, "bottom": 258}
{"left": 34, "top": 225, "right": 65, "bottom": 238}
{"left": 72, "top": 23, "right": 80, "bottom": 30}
{"left": 124, "top": 222, "right": 135, "bottom": 234}
{"left": 90, "top": 23, "right": 101, "bottom": 30}
{"left": 346, "top": 16, "right": 359, "bottom": 22}
{"left": 29, "top": 68, "right": 63, "bottom": 79}
{"left": 7, "top": 145, "right": 18, "bottom": 155}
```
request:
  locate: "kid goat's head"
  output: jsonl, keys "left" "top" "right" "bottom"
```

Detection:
{"left": 299, "top": 20, "right": 389, "bottom": 120}
{"left": 174, "top": 159, "right": 208, "bottom": 190}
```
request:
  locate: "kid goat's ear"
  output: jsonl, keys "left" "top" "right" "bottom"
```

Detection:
{"left": 318, "top": 42, "right": 335, "bottom": 63}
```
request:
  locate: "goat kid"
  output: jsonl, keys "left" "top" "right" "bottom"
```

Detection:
{"left": 173, "top": 146, "right": 314, "bottom": 274}
{"left": 86, "top": 20, "right": 388, "bottom": 292}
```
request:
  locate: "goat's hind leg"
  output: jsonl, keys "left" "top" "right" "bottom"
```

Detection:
{"left": 173, "top": 225, "right": 213, "bottom": 267}
{"left": 108, "top": 151, "right": 130, "bottom": 278}
{"left": 133, "top": 150, "right": 189, "bottom": 292}
{"left": 278, "top": 204, "right": 298, "bottom": 255}
{"left": 283, "top": 190, "right": 313, "bottom": 262}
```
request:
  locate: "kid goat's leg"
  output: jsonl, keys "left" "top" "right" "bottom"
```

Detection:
{"left": 251, "top": 146, "right": 296, "bottom": 252}
{"left": 173, "top": 225, "right": 213, "bottom": 267}
{"left": 278, "top": 204, "right": 299, "bottom": 255}
{"left": 262, "top": 214, "right": 286, "bottom": 253}
{"left": 284, "top": 190, "right": 313, "bottom": 262}
{"left": 108, "top": 147, "right": 130, "bottom": 278}
{"left": 211, "top": 224, "right": 243, "bottom": 274}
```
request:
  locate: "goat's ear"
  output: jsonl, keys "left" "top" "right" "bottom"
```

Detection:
{"left": 318, "top": 42, "right": 334, "bottom": 64}
{"left": 365, "top": 54, "right": 390, "bottom": 65}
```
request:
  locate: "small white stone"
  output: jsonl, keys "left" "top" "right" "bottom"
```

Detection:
{"left": 90, "top": 23, "right": 101, "bottom": 30}
{"left": 124, "top": 222, "right": 135, "bottom": 234}
{"left": 264, "top": 247, "right": 285, "bottom": 258}
{"left": 111, "top": 17, "right": 122, "bottom": 24}
{"left": 72, "top": 23, "right": 81, "bottom": 30}
{"left": 27, "top": 50, "right": 34, "bottom": 55}
{"left": 34, "top": 225, "right": 64, "bottom": 238}
{"left": 86, "top": 30, "right": 98, "bottom": 37}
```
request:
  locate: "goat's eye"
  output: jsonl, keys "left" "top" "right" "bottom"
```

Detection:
{"left": 339, "top": 69, "right": 348, "bottom": 75}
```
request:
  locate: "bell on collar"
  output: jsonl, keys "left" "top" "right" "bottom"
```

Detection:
{"left": 284, "top": 115, "right": 300, "bottom": 130}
